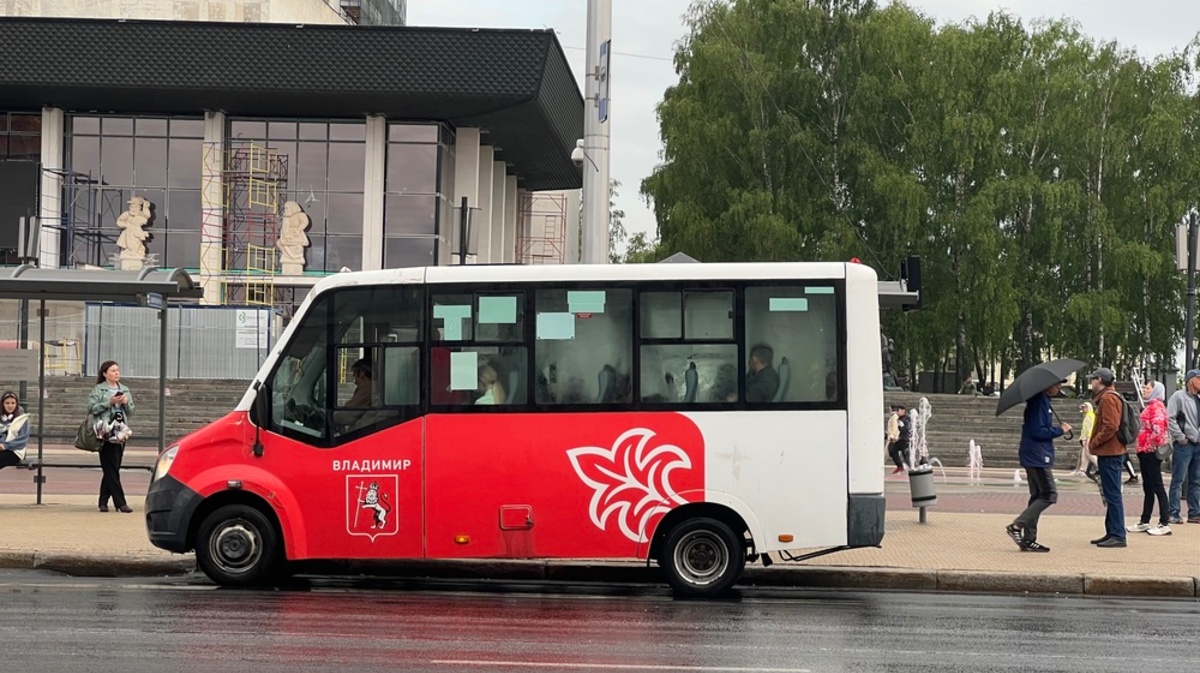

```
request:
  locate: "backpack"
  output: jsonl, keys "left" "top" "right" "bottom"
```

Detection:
{"left": 1113, "top": 391, "right": 1140, "bottom": 446}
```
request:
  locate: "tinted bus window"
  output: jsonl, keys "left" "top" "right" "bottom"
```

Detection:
{"left": 533, "top": 288, "right": 633, "bottom": 405}
{"left": 744, "top": 285, "right": 840, "bottom": 403}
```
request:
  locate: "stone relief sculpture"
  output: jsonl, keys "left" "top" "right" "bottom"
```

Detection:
{"left": 278, "top": 201, "right": 311, "bottom": 275}
{"left": 116, "top": 196, "right": 153, "bottom": 270}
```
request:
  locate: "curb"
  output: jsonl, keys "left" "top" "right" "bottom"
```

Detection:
{"left": 0, "top": 550, "right": 196, "bottom": 577}
{"left": 1, "top": 552, "right": 1197, "bottom": 599}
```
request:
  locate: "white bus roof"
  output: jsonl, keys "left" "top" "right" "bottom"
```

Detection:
{"left": 302, "top": 262, "right": 918, "bottom": 307}
{"left": 309, "top": 261, "right": 876, "bottom": 290}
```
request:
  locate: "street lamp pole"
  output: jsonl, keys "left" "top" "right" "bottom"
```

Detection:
{"left": 580, "top": 0, "right": 612, "bottom": 264}
{"left": 1187, "top": 212, "right": 1198, "bottom": 371}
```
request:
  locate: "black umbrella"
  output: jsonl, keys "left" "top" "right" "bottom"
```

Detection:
{"left": 995, "top": 358, "right": 1087, "bottom": 417}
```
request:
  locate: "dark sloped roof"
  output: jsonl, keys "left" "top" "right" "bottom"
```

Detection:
{"left": 0, "top": 17, "right": 584, "bottom": 191}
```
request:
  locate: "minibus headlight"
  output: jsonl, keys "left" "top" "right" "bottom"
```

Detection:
{"left": 154, "top": 446, "right": 180, "bottom": 482}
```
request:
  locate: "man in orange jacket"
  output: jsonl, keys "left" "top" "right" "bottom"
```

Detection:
{"left": 1087, "top": 367, "right": 1127, "bottom": 548}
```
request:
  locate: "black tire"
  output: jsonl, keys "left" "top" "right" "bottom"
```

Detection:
{"left": 659, "top": 517, "right": 745, "bottom": 598}
{"left": 194, "top": 504, "right": 282, "bottom": 587}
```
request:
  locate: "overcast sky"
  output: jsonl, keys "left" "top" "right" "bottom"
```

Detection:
{"left": 409, "top": 1, "right": 1200, "bottom": 243}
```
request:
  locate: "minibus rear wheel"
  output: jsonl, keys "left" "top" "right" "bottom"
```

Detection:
{"left": 195, "top": 504, "right": 281, "bottom": 586}
{"left": 659, "top": 517, "right": 745, "bottom": 598}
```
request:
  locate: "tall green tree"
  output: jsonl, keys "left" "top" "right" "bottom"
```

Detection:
{"left": 642, "top": 0, "right": 1193, "bottom": 382}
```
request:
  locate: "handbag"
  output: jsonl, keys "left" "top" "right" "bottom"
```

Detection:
{"left": 1155, "top": 443, "right": 1173, "bottom": 461}
{"left": 73, "top": 415, "right": 101, "bottom": 452}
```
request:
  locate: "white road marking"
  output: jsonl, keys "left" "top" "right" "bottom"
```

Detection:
{"left": 431, "top": 662, "right": 810, "bottom": 672}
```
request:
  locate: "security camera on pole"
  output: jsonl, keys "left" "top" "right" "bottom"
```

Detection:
{"left": 580, "top": 0, "right": 612, "bottom": 265}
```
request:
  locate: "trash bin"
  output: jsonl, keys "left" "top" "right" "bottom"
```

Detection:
{"left": 908, "top": 465, "right": 937, "bottom": 522}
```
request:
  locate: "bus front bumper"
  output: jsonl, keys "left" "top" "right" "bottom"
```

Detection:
{"left": 145, "top": 474, "right": 202, "bottom": 554}
{"left": 847, "top": 493, "right": 886, "bottom": 547}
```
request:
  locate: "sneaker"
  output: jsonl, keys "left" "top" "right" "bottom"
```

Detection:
{"left": 1005, "top": 523, "right": 1024, "bottom": 548}
{"left": 891, "top": 467, "right": 904, "bottom": 475}
{"left": 1096, "top": 537, "right": 1128, "bottom": 548}
{"left": 1020, "top": 541, "right": 1050, "bottom": 553}
{"left": 1126, "top": 523, "right": 1151, "bottom": 533}
{"left": 1148, "top": 525, "right": 1172, "bottom": 536}
{"left": 1188, "top": 517, "right": 1200, "bottom": 525}
{"left": 1126, "top": 476, "right": 1139, "bottom": 485}
{"left": 1169, "top": 517, "right": 1184, "bottom": 525}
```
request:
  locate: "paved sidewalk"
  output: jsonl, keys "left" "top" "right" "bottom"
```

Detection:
{"left": 1, "top": 493, "right": 1197, "bottom": 597}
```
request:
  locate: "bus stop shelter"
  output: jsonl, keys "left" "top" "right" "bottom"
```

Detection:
{"left": 0, "top": 265, "right": 202, "bottom": 504}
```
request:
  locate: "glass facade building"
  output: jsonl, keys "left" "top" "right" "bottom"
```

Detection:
{"left": 52, "top": 114, "right": 453, "bottom": 273}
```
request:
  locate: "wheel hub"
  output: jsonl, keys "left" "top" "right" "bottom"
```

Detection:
{"left": 211, "top": 522, "right": 262, "bottom": 574}
{"left": 674, "top": 531, "right": 729, "bottom": 587}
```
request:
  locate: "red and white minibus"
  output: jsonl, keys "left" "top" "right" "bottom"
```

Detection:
{"left": 146, "top": 261, "right": 895, "bottom": 597}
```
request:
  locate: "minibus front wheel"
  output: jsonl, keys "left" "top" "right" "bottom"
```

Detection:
{"left": 195, "top": 504, "right": 282, "bottom": 586}
{"left": 659, "top": 517, "right": 745, "bottom": 598}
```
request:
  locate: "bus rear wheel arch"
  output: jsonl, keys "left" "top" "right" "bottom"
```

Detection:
{"left": 192, "top": 498, "right": 284, "bottom": 587}
{"left": 653, "top": 507, "right": 750, "bottom": 598}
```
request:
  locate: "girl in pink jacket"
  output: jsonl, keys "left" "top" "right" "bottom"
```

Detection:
{"left": 1129, "top": 382, "right": 1171, "bottom": 536}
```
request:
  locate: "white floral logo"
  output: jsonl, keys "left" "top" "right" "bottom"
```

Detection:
{"left": 567, "top": 428, "right": 692, "bottom": 543}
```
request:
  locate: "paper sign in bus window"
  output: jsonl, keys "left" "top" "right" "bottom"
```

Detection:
{"left": 449, "top": 351, "right": 478, "bottom": 391}
{"left": 479, "top": 296, "right": 518, "bottom": 324}
{"left": 769, "top": 297, "right": 808, "bottom": 312}
{"left": 433, "top": 304, "right": 472, "bottom": 340}
{"left": 537, "top": 312, "right": 576, "bottom": 340}
{"left": 804, "top": 287, "right": 835, "bottom": 295}
{"left": 568, "top": 290, "right": 606, "bottom": 314}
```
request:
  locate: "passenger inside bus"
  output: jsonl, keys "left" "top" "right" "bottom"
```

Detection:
{"left": 476, "top": 363, "right": 507, "bottom": 405}
{"left": 744, "top": 345, "right": 781, "bottom": 402}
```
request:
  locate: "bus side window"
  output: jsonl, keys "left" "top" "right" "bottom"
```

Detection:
{"left": 639, "top": 289, "right": 736, "bottom": 404}
{"left": 534, "top": 288, "right": 633, "bottom": 405}
{"left": 431, "top": 291, "right": 526, "bottom": 408}
{"left": 744, "top": 286, "right": 840, "bottom": 403}
{"left": 268, "top": 294, "right": 333, "bottom": 442}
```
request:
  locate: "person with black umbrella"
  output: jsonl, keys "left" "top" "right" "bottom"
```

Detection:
{"left": 1005, "top": 380, "right": 1072, "bottom": 552}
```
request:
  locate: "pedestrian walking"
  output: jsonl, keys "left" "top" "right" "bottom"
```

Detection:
{"left": 89, "top": 360, "right": 135, "bottom": 513}
{"left": 886, "top": 405, "right": 908, "bottom": 474}
{"left": 1087, "top": 368, "right": 1127, "bottom": 548}
{"left": 1005, "top": 380, "right": 1070, "bottom": 552}
{"left": 1128, "top": 381, "right": 1171, "bottom": 536}
{"left": 1073, "top": 402, "right": 1097, "bottom": 479}
{"left": 1165, "top": 369, "right": 1200, "bottom": 525}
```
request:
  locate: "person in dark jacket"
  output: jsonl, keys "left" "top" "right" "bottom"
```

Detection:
{"left": 1006, "top": 381, "right": 1071, "bottom": 552}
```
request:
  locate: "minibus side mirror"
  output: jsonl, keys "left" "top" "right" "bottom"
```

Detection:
{"left": 251, "top": 381, "right": 270, "bottom": 458}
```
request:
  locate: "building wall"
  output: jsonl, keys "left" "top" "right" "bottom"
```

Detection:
{"left": 0, "top": 0, "right": 350, "bottom": 24}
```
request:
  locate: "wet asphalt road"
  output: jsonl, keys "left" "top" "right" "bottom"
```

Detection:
{"left": 2, "top": 570, "right": 1198, "bottom": 673}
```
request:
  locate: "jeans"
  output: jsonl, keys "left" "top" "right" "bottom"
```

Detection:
{"left": 1015, "top": 467, "right": 1057, "bottom": 542}
{"left": 1168, "top": 442, "right": 1200, "bottom": 520}
{"left": 1098, "top": 455, "right": 1126, "bottom": 541}
{"left": 888, "top": 441, "right": 908, "bottom": 469}
{"left": 1137, "top": 452, "right": 1169, "bottom": 526}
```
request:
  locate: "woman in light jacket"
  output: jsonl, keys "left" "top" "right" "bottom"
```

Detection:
{"left": 0, "top": 391, "right": 29, "bottom": 470}
{"left": 89, "top": 360, "right": 135, "bottom": 513}
{"left": 1073, "top": 402, "right": 1097, "bottom": 478}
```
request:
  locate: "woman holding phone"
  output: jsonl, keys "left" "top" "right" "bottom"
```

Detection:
{"left": 89, "top": 360, "right": 135, "bottom": 513}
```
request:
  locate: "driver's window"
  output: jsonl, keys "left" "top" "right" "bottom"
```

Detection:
{"left": 269, "top": 295, "right": 333, "bottom": 442}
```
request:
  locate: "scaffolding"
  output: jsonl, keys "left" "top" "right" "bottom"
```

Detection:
{"left": 219, "top": 141, "right": 287, "bottom": 306}
{"left": 43, "top": 167, "right": 128, "bottom": 268}
{"left": 517, "top": 191, "right": 568, "bottom": 264}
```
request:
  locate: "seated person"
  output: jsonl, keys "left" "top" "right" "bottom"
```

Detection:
{"left": 744, "top": 344, "right": 780, "bottom": 402}
{"left": 334, "top": 358, "right": 375, "bottom": 430}
{"left": 476, "top": 363, "right": 508, "bottom": 405}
